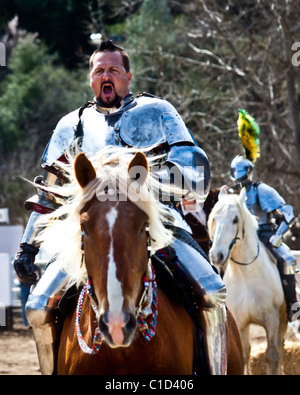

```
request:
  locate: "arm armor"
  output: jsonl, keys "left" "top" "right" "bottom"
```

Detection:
{"left": 276, "top": 204, "right": 295, "bottom": 225}
{"left": 24, "top": 174, "right": 62, "bottom": 214}
{"left": 270, "top": 205, "right": 295, "bottom": 247}
{"left": 159, "top": 144, "right": 211, "bottom": 203}
{"left": 21, "top": 168, "right": 64, "bottom": 246}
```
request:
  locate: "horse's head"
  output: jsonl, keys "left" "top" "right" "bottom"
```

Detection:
{"left": 74, "top": 151, "right": 166, "bottom": 348}
{"left": 36, "top": 146, "right": 176, "bottom": 349}
{"left": 207, "top": 187, "right": 247, "bottom": 267}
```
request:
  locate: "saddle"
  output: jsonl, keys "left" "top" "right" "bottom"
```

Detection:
{"left": 151, "top": 245, "right": 210, "bottom": 375}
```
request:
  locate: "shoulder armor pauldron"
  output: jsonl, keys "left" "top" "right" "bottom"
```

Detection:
{"left": 119, "top": 96, "right": 194, "bottom": 148}
{"left": 257, "top": 182, "right": 286, "bottom": 213}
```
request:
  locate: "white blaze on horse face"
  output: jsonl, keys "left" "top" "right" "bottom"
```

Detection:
{"left": 210, "top": 206, "right": 238, "bottom": 265}
{"left": 106, "top": 206, "right": 125, "bottom": 345}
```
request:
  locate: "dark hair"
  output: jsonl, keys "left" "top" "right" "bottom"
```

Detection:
{"left": 89, "top": 40, "right": 130, "bottom": 72}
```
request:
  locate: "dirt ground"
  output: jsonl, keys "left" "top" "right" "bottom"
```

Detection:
{"left": 0, "top": 311, "right": 300, "bottom": 375}
{"left": 249, "top": 322, "right": 300, "bottom": 375}
{"left": 0, "top": 314, "right": 40, "bottom": 375}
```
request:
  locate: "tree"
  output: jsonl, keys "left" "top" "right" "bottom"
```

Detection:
{"left": 0, "top": 0, "right": 299, "bottom": 246}
{"left": 179, "top": 1, "right": 300, "bottom": 214}
{"left": 0, "top": 33, "right": 91, "bottom": 223}
{"left": 0, "top": 0, "right": 94, "bottom": 68}
{"left": 123, "top": 0, "right": 300, "bottom": 246}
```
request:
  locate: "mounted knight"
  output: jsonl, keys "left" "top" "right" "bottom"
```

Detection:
{"left": 13, "top": 40, "right": 228, "bottom": 374}
{"left": 229, "top": 109, "right": 298, "bottom": 322}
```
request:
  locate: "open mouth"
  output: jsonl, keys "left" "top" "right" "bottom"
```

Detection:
{"left": 102, "top": 83, "right": 114, "bottom": 95}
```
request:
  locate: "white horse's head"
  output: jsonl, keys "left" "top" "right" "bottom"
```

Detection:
{"left": 207, "top": 187, "right": 257, "bottom": 268}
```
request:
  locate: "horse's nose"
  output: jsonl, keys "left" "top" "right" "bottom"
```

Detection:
{"left": 124, "top": 312, "right": 137, "bottom": 333}
{"left": 99, "top": 311, "right": 137, "bottom": 347}
{"left": 217, "top": 252, "right": 225, "bottom": 263}
{"left": 99, "top": 312, "right": 109, "bottom": 336}
{"left": 210, "top": 249, "right": 226, "bottom": 265}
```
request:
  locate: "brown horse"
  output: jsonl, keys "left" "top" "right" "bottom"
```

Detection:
{"left": 37, "top": 147, "right": 243, "bottom": 374}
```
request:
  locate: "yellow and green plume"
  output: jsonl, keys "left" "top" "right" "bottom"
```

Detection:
{"left": 237, "top": 109, "right": 260, "bottom": 163}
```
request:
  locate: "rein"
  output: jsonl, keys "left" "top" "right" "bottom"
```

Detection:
{"left": 76, "top": 280, "right": 102, "bottom": 354}
{"left": 76, "top": 227, "right": 158, "bottom": 355}
{"left": 228, "top": 222, "right": 260, "bottom": 266}
{"left": 230, "top": 241, "right": 260, "bottom": 266}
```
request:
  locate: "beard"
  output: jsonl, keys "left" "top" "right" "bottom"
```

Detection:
{"left": 96, "top": 94, "right": 123, "bottom": 108}
{"left": 96, "top": 82, "right": 123, "bottom": 108}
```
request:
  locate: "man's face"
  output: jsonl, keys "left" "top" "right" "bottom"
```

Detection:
{"left": 90, "top": 51, "right": 132, "bottom": 108}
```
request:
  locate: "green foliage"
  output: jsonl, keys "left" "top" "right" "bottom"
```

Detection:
{"left": 0, "top": 34, "right": 91, "bottom": 157}
{"left": 0, "top": 34, "right": 91, "bottom": 223}
{"left": 125, "top": 0, "right": 177, "bottom": 94}
{"left": 0, "top": 0, "right": 94, "bottom": 68}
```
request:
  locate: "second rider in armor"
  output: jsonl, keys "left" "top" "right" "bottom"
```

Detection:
{"left": 230, "top": 155, "right": 298, "bottom": 321}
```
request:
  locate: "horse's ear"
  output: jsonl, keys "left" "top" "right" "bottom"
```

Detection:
{"left": 239, "top": 187, "right": 247, "bottom": 204}
{"left": 128, "top": 151, "right": 149, "bottom": 185}
{"left": 218, "top": 186, "right": 228, "bottom": 200}
{"left": 74, "top": 153, "right": 96, "bottom": 188}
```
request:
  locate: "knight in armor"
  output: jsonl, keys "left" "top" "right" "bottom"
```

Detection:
{"left": 13, "top": 40, "right": 226, "bottom": 374}
{"left": 230, "top": 109, "right": 298, "bottom": 322}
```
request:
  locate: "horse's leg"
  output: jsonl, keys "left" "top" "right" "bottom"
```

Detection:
{"left": 238, "top": 324, "right": 250, "bottom": 375}
{"left": 277, "top": 302, "right": 288, "bottom": 373}
{"left": 264, "top": 311, "right": 282, "bottom": 375}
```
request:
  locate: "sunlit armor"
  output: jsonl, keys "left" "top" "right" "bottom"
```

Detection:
{"left": 17, "top": 94, "right": 227, "bottom": 374}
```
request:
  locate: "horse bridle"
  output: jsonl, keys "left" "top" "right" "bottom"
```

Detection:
{"left": 80, "top": 224, "right": 155, "bottom": 315}
{"left": 76, "top": 223, "right": 158, "bottom": 354}
{"left": 227, "top": 220, "right": 260, "bottom": 266}
{"left": 135, "top": 225, "right": 154, "bottom": 318}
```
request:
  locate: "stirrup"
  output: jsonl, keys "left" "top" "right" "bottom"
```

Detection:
{"left": 25, "top": 260, "right": 69, "bottom": 375}
{"left": 26, "top": 294, "right": 60, "bottom": 375}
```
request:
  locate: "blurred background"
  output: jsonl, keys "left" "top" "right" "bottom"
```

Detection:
{"left": 0, "top": 0, "right": 299, "bottom": 247}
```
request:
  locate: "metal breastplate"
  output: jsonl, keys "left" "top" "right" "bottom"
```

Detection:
{"left": 39, "top": 94, "right": 209, "bottom": 210}
{"left": 246, "top": 184, "right": 270, "bottom": 225}
{"left": 41, "top": 95, "right": 194, "bottom": 167}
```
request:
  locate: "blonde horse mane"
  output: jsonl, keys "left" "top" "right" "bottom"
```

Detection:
{"left": 34, "top": 145, "right": 183, "bottom": 287}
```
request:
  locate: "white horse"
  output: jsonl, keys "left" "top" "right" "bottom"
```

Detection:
{"left": 207, "top": 187, "right": 287, "bottom": 375}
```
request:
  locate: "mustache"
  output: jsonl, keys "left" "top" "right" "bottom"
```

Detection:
{"left": 101, "top": 81, "right": 115, "bottom": 89}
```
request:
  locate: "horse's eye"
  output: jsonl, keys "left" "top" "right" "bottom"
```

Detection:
{"left": 140, "top": 223, "right": 146, "bottom": 234}
{"left": 81, "top": 223, "right": 89, "bottom": 236}
{"left": 233, "top": 216, "right": 238, "bottom": 224}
